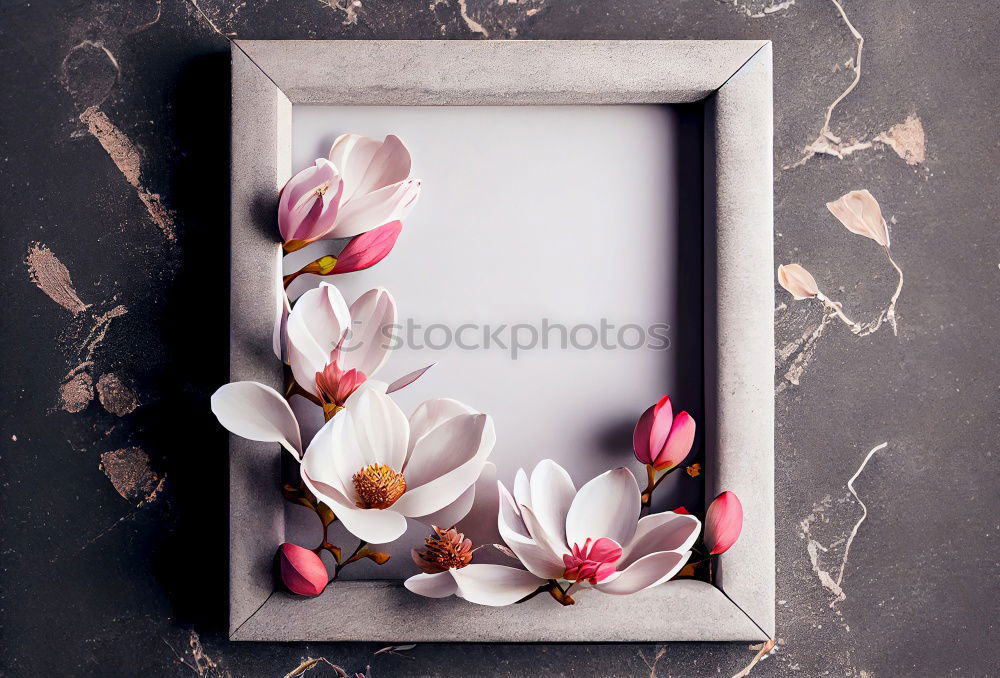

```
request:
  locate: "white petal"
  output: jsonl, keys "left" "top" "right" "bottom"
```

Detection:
{"left": 406, "top": 398, "right": 477, "bottom": 458}
{"left": 341, "top": 288, "right": 396, "bottom": 378}
{"left": 403, "top": 413, "right": 484, "bottom": 489}
{"left": 498, "top": 482, "right": 564, "bottom": 578}
{"left": 211, "top": 382, "right": 301, "bottom": 459}
{"left": 331, "top": 502, "right": 408, "bottom": 544}
{"left": 450, "top": 565, "right": 546, "bottom": 607}
{"left": 303, "top": 410, "right": 359, "bottom": 499}
{"left": 347, "top": 387, "right": 409, "bottom": 470}
{"left": 329, "top": 133, "right": 382, "bottom": 202}
{"left": 331, "top": 180, "right": 419, "bottom": 238}
{"left": 594, "top": 550, "right": 689, "bottom": 595}
{"left": 519, "top": 503, "right": 570, "bottom": 561}
{"left": 286, "top": 283, "right": 350, "bottom": 396}
{"left": 351, "top": 134, "right": 412, "bottom": 198}
{"left": 619, "top": 512, "right": 701, "bottom": 568}
{"left": 565, "top": 468, "right": 640, "bottom": 548}
{"left": 412, "top": 482, "right": 475, "bottom": 530}
{"left": 404, "top": 571, "right": 458, "bottom": 599}
{"left": 528, "top": 460, "right": 575, "bottom": 546}
{"left": 497, "top": 481, "right": 530, "bottom": 541}
{"left": 392, "top": 414, "right": 494, "bottom": 517}
{"left": 272, "top": 244, "right": 291, "bottom": 363}
{"left": 513, "top": 468, "right": 531, "bottom": 509}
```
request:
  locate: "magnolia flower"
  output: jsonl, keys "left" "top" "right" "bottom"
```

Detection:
{"left": 704, "top": 491, "right": 743, "bottom": 555}
{"left": 777, "top": 263, "right": 820, "bottom": 300}
{"left": 301, "top": 387, "right": 496, "bottom": 544}
{"left": 287, "top": 283, "right": 396, "bottom": 415}
{"left": 633, "top": 396, "right": 696, "bottom": 471}
{"left": 279, "top": 159, "right": 345, "bottom": 251}
{"left": 498, "top": 460, "right": 700, "bottom": 595}
{"left": 404, "top": 525, "right": 545, "bottom": 606}
{"left": 328, "top": 134, "right": 421, "bottom": 238}
{"left": 826, "top": 189, "right": 890, "bottom": 248}
{"left": 278, "top": 542, "right": 328, "bottom": 596}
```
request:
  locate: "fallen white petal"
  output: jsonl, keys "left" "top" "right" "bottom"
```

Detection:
{"left": 211, "top": 382, "right": 301, "bottom": 459}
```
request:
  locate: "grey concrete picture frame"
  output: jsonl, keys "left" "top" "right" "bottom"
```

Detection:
{"left": 229, "top": 40, "right": 773, "bottom": 642}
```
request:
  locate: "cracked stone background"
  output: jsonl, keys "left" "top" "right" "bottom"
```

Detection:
{"left": 1, "top": 0, "right": 998, "bottom": 676}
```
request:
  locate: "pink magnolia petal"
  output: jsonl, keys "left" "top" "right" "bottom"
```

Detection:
{"left": 632, "top": 405, "right": 655, "bottom": 465}
{"left": 653, "top": 411, "right": 696, "bottom": 471}
{"left": 648, "top": 395, "right": 674, "bottom": 459}
{"left": 705, "top": 491, "right": 744, "bottom": 555}
{"left": 278, "top": 159, "right": 343, "bottom": 244}
{"left": 334, "top": 221, "right": 403, "bottom": 274}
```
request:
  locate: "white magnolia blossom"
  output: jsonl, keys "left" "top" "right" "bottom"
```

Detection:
{"left": 498, "top": 460, "right": 701, "bottom": 595}
{"left": 286, "top": 282, "right": 395, "bottom": 407}
{"left": 302, "top": 387, "right": 496, "bottom": 545}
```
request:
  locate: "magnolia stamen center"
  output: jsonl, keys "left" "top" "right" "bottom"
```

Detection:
{"left": 352, "top": 464, "right": 406, "bottom": 509}
{"left": 411, "top": 526, "right": 474, "bottom": 574}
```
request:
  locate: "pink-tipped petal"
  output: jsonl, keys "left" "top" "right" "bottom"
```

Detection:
{"left": 331, "top": 179, "right": 421, "bottom": 239}
{"left": 705, "top": 491, "right": 744, "bottom": 555}
{"left": 652, "top": 411, "right": 696, "bottom": 471}
{"left": 278, "top": 159, "right": 344, "bottom": 244}
{"left": 594, "top": 550, "right": 688, "bottom": 595}
{"left": 278, "top": 543, "right": 328, "bottom": 597}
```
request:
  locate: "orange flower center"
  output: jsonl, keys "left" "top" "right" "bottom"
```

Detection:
{"left": 412, "top": 526, "right": 474, "bottom": 574}
{"left": 352, "top": 464, "right": 406, "bottom": 509}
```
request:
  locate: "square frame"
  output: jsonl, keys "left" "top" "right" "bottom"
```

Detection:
{"left": 229, "top": 40, "right": 774, "bottom": 642}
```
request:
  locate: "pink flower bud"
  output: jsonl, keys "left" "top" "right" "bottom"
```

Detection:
{"left": 704, "top": 491, "right": 743, "bottom": 555}
{"left": 826, "top": 189, "right": 890, "bottom": 248}
{"left": 777, "top": 264, "right": 820, "bottom": 300}
{"left": 278, "top": 542, "right": 328, "bottom": 596}
{"left": 278, "top": 159, "right": 344, "bottom": 252}
{"left": 633, "top": 396, "right": 696, "bottom": 471}
{"left": 334, "top": 220, "right": 403, "bottom": 274}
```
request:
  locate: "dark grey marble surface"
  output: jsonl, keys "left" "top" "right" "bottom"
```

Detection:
{"left": 1, "top": 0, "right": 997, "bottom": 676}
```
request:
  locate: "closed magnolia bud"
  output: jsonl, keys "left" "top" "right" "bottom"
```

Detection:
{"left": 777, "top": 264, "right": 820, "bottom": 300}
{"left": 633, "top": 396, "right": 696, "bottom": 471}
{"left": 704, "top": 491, "right": 743, "bottom": 555}
{"left": 278, "top": 542, "right": 328, "bottom": 596}
{"left": 826, "top": 189, "right": 890, "bottom": 249}
{"left": 334, "top": 220, "right": 403, "bottom": 274}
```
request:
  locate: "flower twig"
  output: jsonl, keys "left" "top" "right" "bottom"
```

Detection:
{"left": 640, "top": 464, "right": 682, "bottom": 511}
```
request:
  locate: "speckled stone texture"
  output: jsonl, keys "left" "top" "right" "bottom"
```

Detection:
{"left": 1, "top": 1, "right": 997, "bottom": 676}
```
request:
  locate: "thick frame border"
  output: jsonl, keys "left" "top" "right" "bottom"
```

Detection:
{"left": 230, "top": 40, "right": 774, "bottom": 642}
